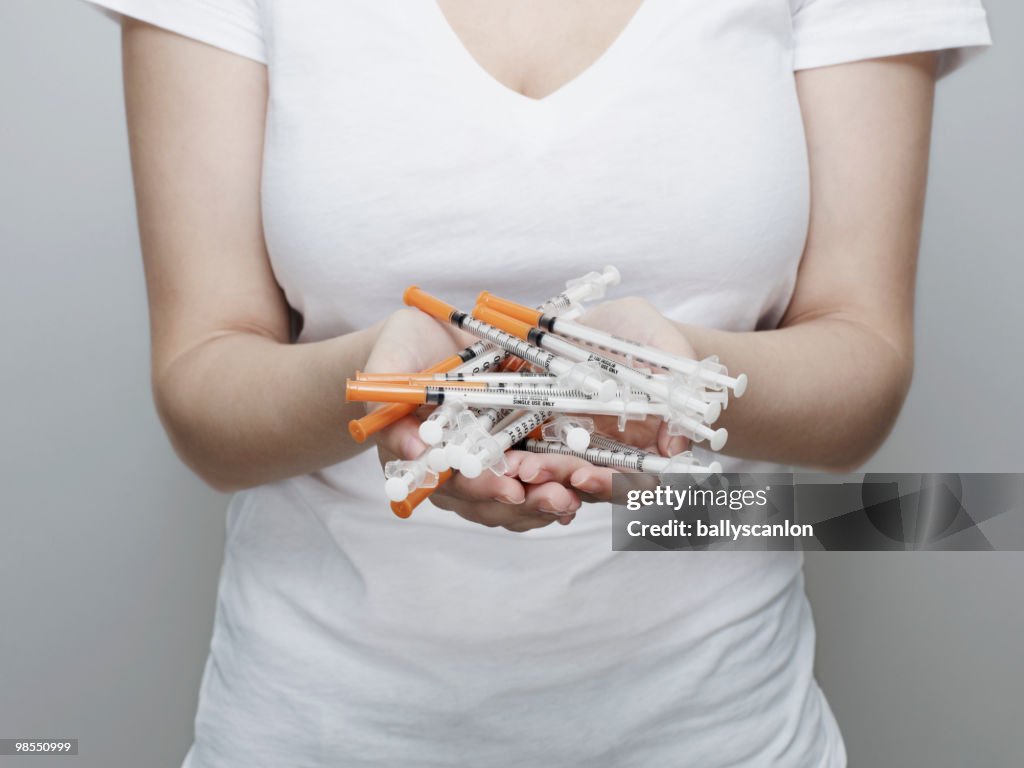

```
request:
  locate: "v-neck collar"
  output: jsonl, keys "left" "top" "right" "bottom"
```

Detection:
{"left": 419, "top": 0, "right": 656, "bottom": 109}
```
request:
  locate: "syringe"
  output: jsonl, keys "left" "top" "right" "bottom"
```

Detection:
{"left": 523, "top": 439, "right": 723, "bottom": 476}
{"left": 541, "top": 415, "right": 595, "bottom": 452}
{"left": 356, "top": 371, "right": 561, "bottom": 386}
{"left": 586, "top": 431, "right": 725, "bottom": 474}
{"left": 541, "top": 265, "right": 621, "bottom": 316}
{"left": 391, "top": 470, "right": 452, "bottom": 519}
{"left": 460, "top": 410, "right": 551, "bottom": 479}
{"left": 383, "top": 456, "right": 439, "bottom": 503}
{"left": 477, "top": 292, "right": 748, "bottom": 396}
{"left": 587, "top": 432, "right": 725, "bottom": 476}
{"left": 418, "top": 401, "right": 466, "bottom": 446}
{"left": 348, "top": 340, "right": 506, "bottom": 443}
{"left": 345, "top": 380, "right": 731, "bottom": 449}
{"left": 588, "top": 433, "right": 646, "bottom": 455}
{"left": 403, "top": 287, "right": 618, "bottom": 401}
{"left": 472, "top": 305, "right": 723, "bottom": 433}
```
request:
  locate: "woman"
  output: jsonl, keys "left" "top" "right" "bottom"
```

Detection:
{"left": 86, "top": 0, "right": 990, "bottom": 765}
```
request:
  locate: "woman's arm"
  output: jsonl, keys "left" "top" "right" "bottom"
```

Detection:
{"left": 124, "top": 20, "right": 579, "bottom": 525}
{"left": 685, "top": 52, "right": 936, "bottom": 470}
{"left": 525, "top": 52, "right": 938, "bottom": 492}
{"left": 123, "top": 20, "right": 383, "bottom": 491}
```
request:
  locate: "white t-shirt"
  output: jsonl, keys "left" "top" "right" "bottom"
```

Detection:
{"left": 85, "top": 2, "right": 990, "bottom": 766}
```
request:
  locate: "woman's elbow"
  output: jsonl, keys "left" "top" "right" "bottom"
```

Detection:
{"left": 821, "top": 353, "right": 915, "bottom": 473}
{"left": 152, "top": 376, "right": 259, "bottom": 494}
{"left": 187, "top": 457, "right": 254, "bottom": 494}
{"left": 192, "top": 466, "right": 250, "bottom": 495}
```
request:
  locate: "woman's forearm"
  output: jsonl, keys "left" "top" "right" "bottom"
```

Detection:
{"left": 154, "top": 325, "right": 380, "bottom": 492}
{"left": 681, "top": 317, "right": 913, "bottom": 471}
{"left": 685, "top": 53, "right": 936, "bottom": 471}
{"left": 120, "top": 23, "right": 390, "bottom": 493}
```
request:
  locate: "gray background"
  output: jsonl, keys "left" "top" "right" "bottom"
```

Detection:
{"left": 1, "top": 0, "right": 1021, "bottom": 766}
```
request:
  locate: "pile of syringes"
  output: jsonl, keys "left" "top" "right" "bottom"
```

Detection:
{"left": 345, "top": 267, "right": 748, "bottom": 518}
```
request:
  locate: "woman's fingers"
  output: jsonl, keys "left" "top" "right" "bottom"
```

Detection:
{"left": 454, "top": 504, "right": 557, "bottom": 532}
{"left": 442, "top": 474, "right": 582, "bottom": 514}
{"left": 439, "top": 471, "right": 527, "bottom": 506}
{"left": 657, "top": 421, "right": 691, "bottom": 458}
{"left": 523, "top": 481, "right": 581, "bottom": 516}
{"left": 514, "top": 452, "right": 592, "bottom": 486}
{"left": 377, "top": 415, "right": 428, "bottom": 461}
{"left": 502, "top": 450, "right": 528, "bottom": 477}
{"left": 442, "top": 496, "right": 558, "bottom": 532}
{"left": 569, "top": 465, "right": 616, "bottom": 501}
{"left": 590, "top": 416, "right": 661, "bottom": 455}
{"left": 434, "top": 477, "right": 580, "bottom": 531}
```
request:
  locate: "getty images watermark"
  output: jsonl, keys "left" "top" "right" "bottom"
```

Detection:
{"left": 622, "top": 483, "right": 813, "bottom": 541}
{"left": 611, "top": 473, "right": 1024, "bottom": 551}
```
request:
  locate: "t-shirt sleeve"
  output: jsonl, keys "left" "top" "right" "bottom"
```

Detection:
{"left": 790, "top": 0, "right": 991, "bottom": 77}
{"left": 82, "top": 0, "right": 266, "bottom": 64}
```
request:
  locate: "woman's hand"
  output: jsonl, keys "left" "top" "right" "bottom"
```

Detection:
{"left": 511, "top": 297, "right": 699, "bottom": 502}
{"left": 368, "top": 309, "right": 583, "bottom": 532}
{"left": 577, "top": 296, "right": 698, "bottom": 453}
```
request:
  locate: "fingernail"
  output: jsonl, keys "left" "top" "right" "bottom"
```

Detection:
{"left": 539, "top": 505, "right": 572, "bottom": 516}
{"left": 573, "top": 477, "right": 599, "bottom": 493}
{"left": 497, "top": 494, "right": 524, "bottom": 505}
{"left": 519, "top": 467, "right": 538, "bottom": 482}
{"left": 667, "top": 437, "right": 688, "bottom": 455}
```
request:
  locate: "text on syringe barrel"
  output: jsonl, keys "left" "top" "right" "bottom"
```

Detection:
{"left": 452, "top": 311, "right": 561, "bottom": 371}
{"left": 523, "top": 439, "right": 654, "bottom": 470}
{"left": 498, "top": 411, "right": 550, "bottom": 446}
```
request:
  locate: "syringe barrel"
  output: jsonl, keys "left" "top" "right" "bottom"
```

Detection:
{"left": 456, "top": 314, "right": 614, "bottom": 401}
{"left": 532, "top": 330, "right": 678, "bottom": 408}
{"left": 424, "top": 387, "right": 656, "bottom": 417}
{"left": 458, "top": 314, "right": 561, "bottom": 371}
{"left": 497, "top": 410, "right": 550, "bottom": 450}
{"left": 523, "top": 439, "right": 645, "bottom": 471}
{"left": 550, "top": 318, "right": 745, "bottom": 395}
{"left": 588, "top": 433, "right": 646, "bottom": 455}
{"left": 467, "top": 407, "right": 511, "bottom": 433}
{"left": 552, "top": 318, "right": 701, "bottom": 377}
{"left": 348, "top": 346, "right": 492, "bottom": 442}
{"left": 451, "top": 348, "right": 508, "bottom": 375}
